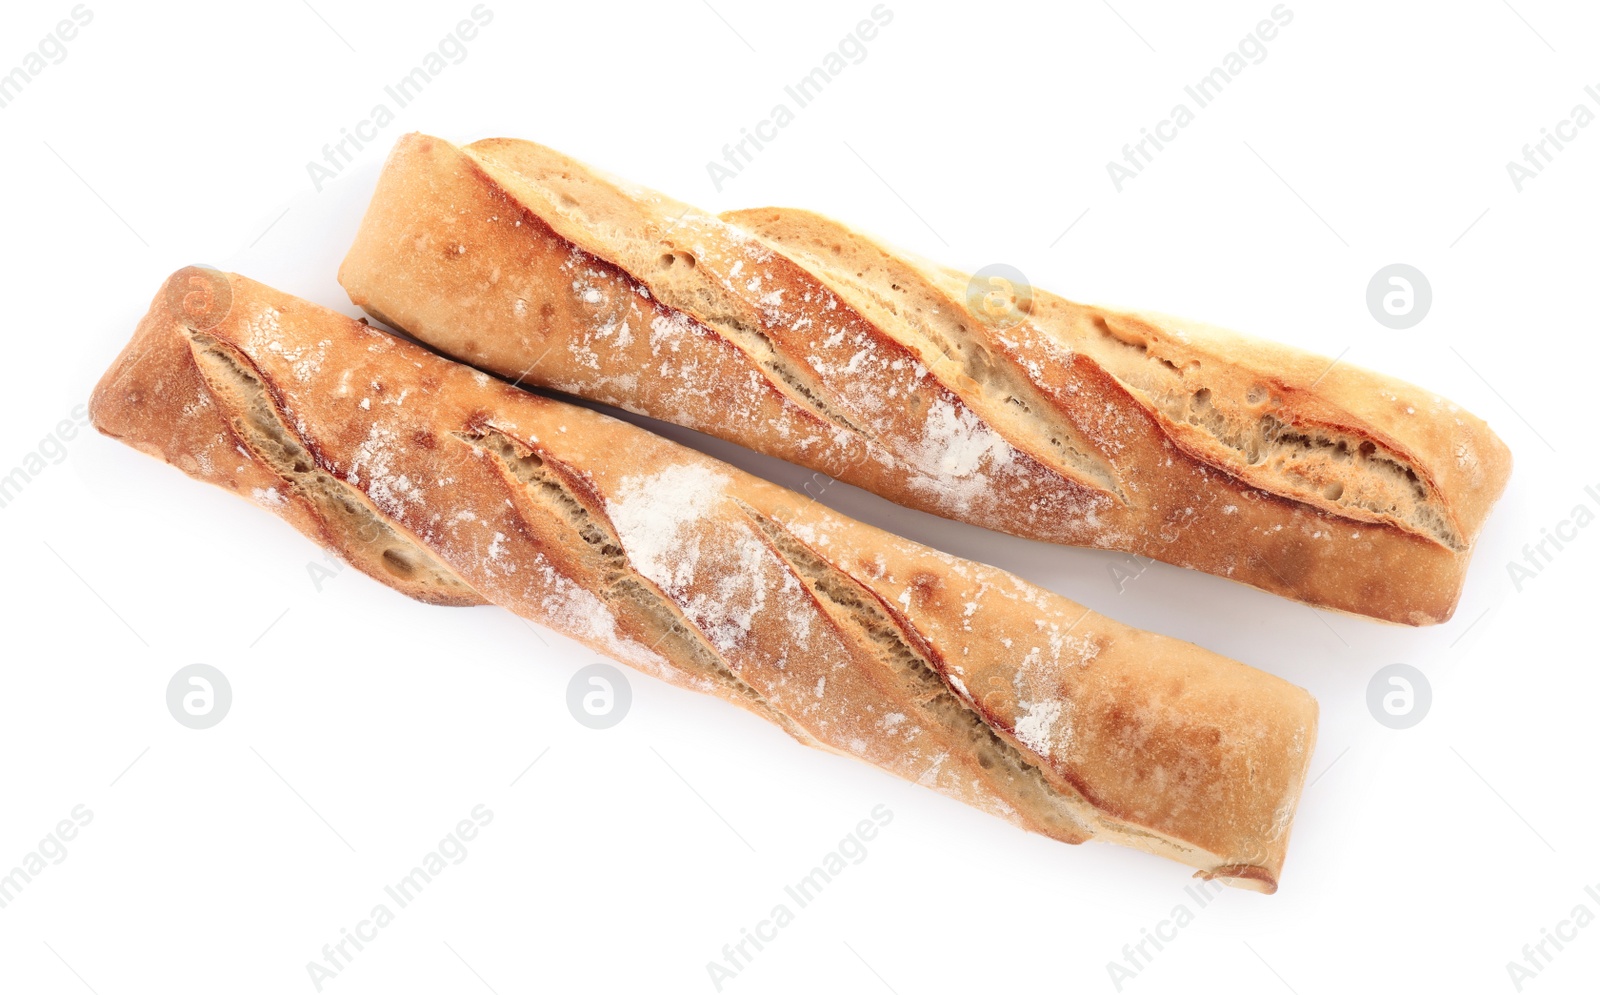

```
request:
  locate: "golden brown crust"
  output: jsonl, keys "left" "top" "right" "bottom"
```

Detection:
{"left": 337, "top": 133, "right": 1512, "bottom": 624}
{"left": 91, "top": 270, "right": 1319, "bottom": 892}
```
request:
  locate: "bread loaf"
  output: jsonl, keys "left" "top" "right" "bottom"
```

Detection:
{"left": 338, "top": 133, "right": 1513, "bottom": 625}
{"left": 91, "top": 269, "right": 1319, "bottom": 892}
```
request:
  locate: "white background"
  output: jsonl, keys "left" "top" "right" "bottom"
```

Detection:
{"left": 1, "top": 1, "right": 1596, "bottom": 992}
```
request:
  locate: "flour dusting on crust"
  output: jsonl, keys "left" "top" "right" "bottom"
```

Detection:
{"left": 532, "top": 555, "right": 668, "bottom": 673}
{"left": 1013, "top": 699, "right": 1066, "bottom": 756}
{"left": 908, "top": 396, "right": 1017, "bottom": 512}
{"left": 605, "top": 462, "right": 729, "bottom": 593}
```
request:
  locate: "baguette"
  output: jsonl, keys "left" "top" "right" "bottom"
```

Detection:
{"left": 91, "top": 269, "right": 1319, "bottom": 892}
{"left": 338, "top": 132, "right": 1513, "bottom": 625}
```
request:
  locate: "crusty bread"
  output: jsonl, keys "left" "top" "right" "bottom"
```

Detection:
{"left": 91, "top": 269, "right": 1319, "bottom": 892}
{"left": 338, "top": 133, "right": 1513, "bottom": 625}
